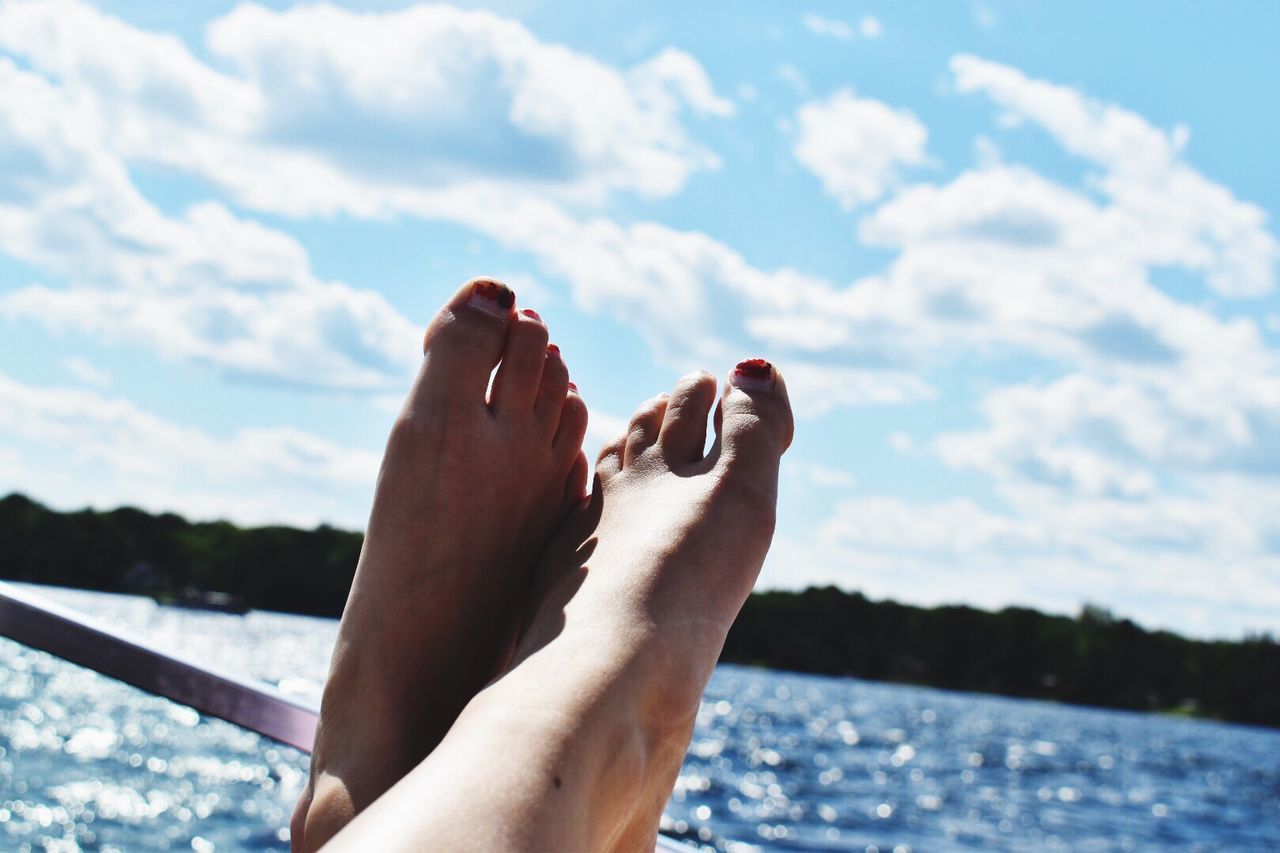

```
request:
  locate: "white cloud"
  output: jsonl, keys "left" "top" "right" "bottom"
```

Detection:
{"left": 63, "top": 357, "right": 110, "bottom": 388}
{"left": 936, "top": 371, "right": 1280, "bottom": 497}
{"left": 952, "top": 54, "right": 1277, "bottom": 297}
{"left": 758, "top": 58, "right": 1276, "bottom": 385}
{"left": 0, "top": 0, "right": 732, "bottom": 211}
{"left": 801, "top": 13, "right": 881, "bottom": 41}
{"left": 0, "top": 371, "right": 380, "bottom": 527}
{"left": 0, "top": 57, "right": 420, "bottom": 389}
{"left": 802, "top": 13, "right": 855, "bottom": 41}
{"left": 763, "top": 57, "right": 1280, "bottom": 635}
{"left": 792, "top": 89, "right": 928, "bottom": 209}
{"left": 0, "top": 24, "right": 927, "bottom": 418}
{"left": 782, "top": 362, "right": 935, "bottom": 418}
{"left": 972, "top": 2, "right": 998, "bottom": 29}
{"left": 631, "top": 47, "right": 736, "bottom": 119}
{"left": 888, "top": 431, "right": 913, "bottom": 453}
{"left": 789, "top": 492, "right": 1280, "bottom": 636}
{"left": 776, "top": 63, "right": 810, "bottom": 97}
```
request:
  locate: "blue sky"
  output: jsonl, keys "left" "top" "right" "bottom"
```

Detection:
{"left": 1, "top": 0, "right": 1277, "bottom": 638}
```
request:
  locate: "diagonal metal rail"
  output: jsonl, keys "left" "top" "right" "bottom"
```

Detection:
{"left": 0, "top": 581, "right": 319, "bottom": 750}
{"left": 0, "top": 581, "right": 690, "bottom": 851}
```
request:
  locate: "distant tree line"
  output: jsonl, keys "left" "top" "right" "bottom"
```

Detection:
{"left": 723, "top": 588, "right": 1279, "bottom": 728}
{"left": 2, "top": 493, "right": 1276, "bottom": 727}
{"left": 0, "top": 493, "right": 360, "bottom": 617}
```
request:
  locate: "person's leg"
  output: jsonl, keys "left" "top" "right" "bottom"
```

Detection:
{"left": 292, "top": 278, "right": 589, "bottom": 851}
{"left": 326, "top": 360, "right": 792, "bottom": 852}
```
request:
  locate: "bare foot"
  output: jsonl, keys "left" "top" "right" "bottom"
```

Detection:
{"left": 326, "top": 360, "right": 792, "bottom": 852}
{"left": 292, "top": 278, "right": 589, "bottom": 851}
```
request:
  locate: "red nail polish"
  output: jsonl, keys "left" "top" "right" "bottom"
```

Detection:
{"left": 547, "top": 343, "right": 560, "bottom": 357}
{"left": 732, "top": 358, "right": 774, "bottom": 390}
{"left": 468, "top": 279, "right": 514, "bottom": 317}
{"left": 522, "top": 308, "right": 542, "bottom": 321}
{"left": 567, "top": 381, "right": 578, "bottom": 393}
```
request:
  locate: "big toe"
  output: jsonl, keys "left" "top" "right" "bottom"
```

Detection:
{"left": 413, "top": 277, "right": 515, "bottom": 411}
{"left": 712, "top": 359, "right": 795, "bottom": 478}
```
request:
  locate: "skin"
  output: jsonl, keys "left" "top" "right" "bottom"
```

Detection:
{"left": 291, "top": 277, "right": 589, "bottom": 852}
{"left": 324, "top": 361, "right": 794, "bottom": 852}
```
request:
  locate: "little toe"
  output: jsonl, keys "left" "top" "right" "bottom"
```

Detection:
{"left": 414, "top": 277, "right": 514, "bottom": 410}
{"left": 535, "top": 343, "right": 570, "bottom": 427}
{"left": 711, "top": 359, "right": 795, "bottom": 473}
{"left": 623, "top": 393, "right": 670, "bottom": 466}
{"left": 657, "top": 370, "right": 717, "bottom": 466}
{"left": 491, "top": 308, "right": 551, "bottom": 414}
{"left": 553, "top": 388, "right": 589, "bottom": 460}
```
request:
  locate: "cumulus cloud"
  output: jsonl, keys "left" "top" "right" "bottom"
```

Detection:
{"left": 936, "top": 371, "right": 1280, "bottom": 495}
{"left": 0, "top": 58, "right": 419, "bottom": 389}
{"left": 0, "top": 0, "right": 732, "bottom": 211}
{"left": 63, "top": 358, "right": 110, "bottom": 388}
{"left": 765, "top": 57, "right": 1280, "bottom": 634}
{"left": 0, "top": 11, "right": 925, "bottom": 417}
{"left": 792, "top": 89, "right": 928, "bottom": 208}
{"left": 801, "top": 13, "right": 881, "bottom": 41}
{"left": 2, "top": 4, "right": 1277, "bottom": 636}
{"left": 802, "top": 13, "right": 855, "bottom": 41}
{"left": 761, "top": 58, "right": 1276, "bottom": 384}
{"left": 800, "top": 489, "right": 1280, "bottom": 637}
{"left": 0, "top": 371, "right": 380, "bottom": 527}
{"left": 951, "top": 54, "right": 1277, "bottom": 297}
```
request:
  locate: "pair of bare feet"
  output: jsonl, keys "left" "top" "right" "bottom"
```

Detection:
{"left": 290, "top": 278, "right": 794, "bottom": 852}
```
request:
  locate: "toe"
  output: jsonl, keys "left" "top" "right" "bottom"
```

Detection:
{"left": 414, "top": 277, "right": 514, "bottom": 409}
{"left": 711, "top": 359, "right": 795, "bottom": 473}
{"left": 553, "top": 388, "right": 589, "bottom": 458}
{"left": 596, "top": 432, "right": 625, "bottom": 481}
{"left": 623, "top": 393, "right": 669, "bottom": 466}
{"left": 657, "top": 370, "right": 717, "bottom": 465}
{"left": 563, "top": 449, "right": 589, "bottom": 509}
{"left": 491, "top": 308, "right": 550, "bottom": 414}
{"left": 535, "top": 343, "right": 571, "bottom": 428}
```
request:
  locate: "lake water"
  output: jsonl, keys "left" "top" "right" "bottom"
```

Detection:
{"left": 1, "top": 587, "right": 1278, "bottom": 851}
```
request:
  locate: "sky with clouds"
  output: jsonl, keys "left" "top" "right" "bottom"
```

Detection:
{"left": 1, "top": 0, "right": 1277, "bottom": 638}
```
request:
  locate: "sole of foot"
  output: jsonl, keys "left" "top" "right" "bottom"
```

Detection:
{"left": 325, "top": 359, "right": 792, "bottom": 853}
{"left": 292, "top": 278, "right": 590, "bottom": 851}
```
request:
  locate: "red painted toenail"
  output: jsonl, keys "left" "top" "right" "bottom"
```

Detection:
{"left": 547, "top": 343, "right": 560, "bottom": 357}
{"left": 468, "top": 279, "right": 515, "bottom": 317}
{"left": 567, "top": 381, "right": 578, "bottom": 393}
{"left": 521, "top": 308, "right": 542, "bottom": 321}
{"left": 732, "top": 358, "right": 774, "bottom": 390}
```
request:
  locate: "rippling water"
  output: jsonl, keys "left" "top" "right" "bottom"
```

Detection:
{"left": 2, "top": 587, "right": 1278, "bottom": 851}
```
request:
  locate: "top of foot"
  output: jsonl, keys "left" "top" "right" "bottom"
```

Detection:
{"left": 296, "top": 277, "right": 591, "bottom": 851}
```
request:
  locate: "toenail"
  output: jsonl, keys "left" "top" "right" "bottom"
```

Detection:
{"left": 547, "top": 343, "right": 561, "bottom": 358}
{"left": 521, "top": 308, "right": 543, "bottom": 322}
{"left": 567, "top": 381, "right": 578, "bottom": 393}
{"left": 468, "top": 279, "right": 515, "bottom": 318}
{"left": 731, "top": 358, "right": 775, "bottom": 391}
